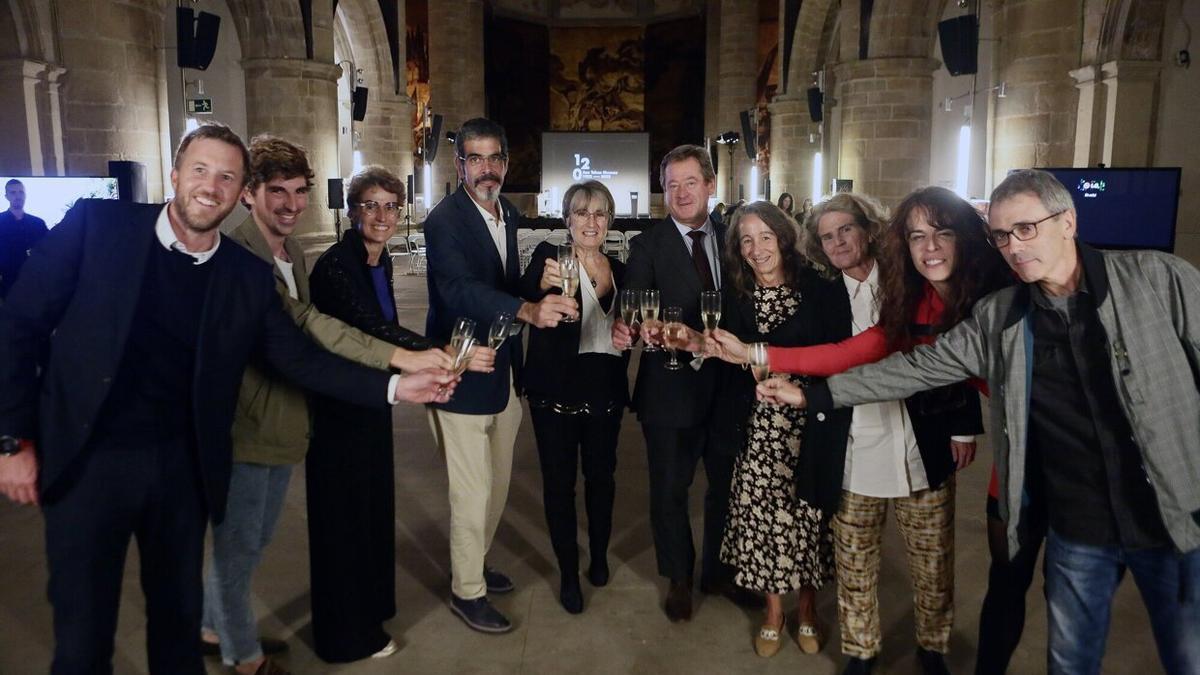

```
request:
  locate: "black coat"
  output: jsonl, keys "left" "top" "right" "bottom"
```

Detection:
{"left": 713, "top": 263, "right": 854, "bottom": 519}
{"left": 518, "top": 241, "right": 629, "bottom": 409}
{"left": 623, "top": 217, "right": 726, "bottom": 430}
{"left": 0, "top": 200, "right": 391, "bottom": 521}
{"left": 308, "top": 228, "right": 429, "bottom": 453}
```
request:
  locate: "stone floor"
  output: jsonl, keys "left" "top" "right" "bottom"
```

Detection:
{"left": 0, "top": 271, "right": 1163, "bottom": 674}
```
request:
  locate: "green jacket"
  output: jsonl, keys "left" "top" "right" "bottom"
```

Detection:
{"left": 228, "top": 218, "right": 395, "bottom": 465}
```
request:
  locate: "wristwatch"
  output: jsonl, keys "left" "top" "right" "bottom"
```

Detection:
{"left": 0, "top": 436, "right": 23, "bottom": 456}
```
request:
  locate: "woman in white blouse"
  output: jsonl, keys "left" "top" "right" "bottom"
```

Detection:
{"left": 518, "top": 180, "right": 629, "bottom": 615}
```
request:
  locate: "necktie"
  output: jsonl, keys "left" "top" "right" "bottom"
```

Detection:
{"left": 688, "top": 230, "right": 715, "bottom": 291}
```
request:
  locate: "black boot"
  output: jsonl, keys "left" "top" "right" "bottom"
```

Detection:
{"left": 917, "top": 647, "right": 951, "bottom": 675}
{"left": 559, "top": 574, "right": 583, "bottom": 614}
{"left": 842, "top": 656, "right": 877, "bottom": 675}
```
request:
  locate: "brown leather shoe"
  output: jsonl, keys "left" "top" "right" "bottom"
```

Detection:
{"left": 664, "top": 580, "right": 693, "bottom": 622}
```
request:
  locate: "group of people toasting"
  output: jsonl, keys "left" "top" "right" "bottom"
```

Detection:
{"left": 1, "top": 113, "right": 1197, "bottom": 675}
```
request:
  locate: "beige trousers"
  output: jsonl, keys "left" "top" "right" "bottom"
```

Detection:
{"left": 426, "top": 388, "right": 523, "bottom": 600}
{"left": 832, "top": 478, "right": 956, "bottom": 658}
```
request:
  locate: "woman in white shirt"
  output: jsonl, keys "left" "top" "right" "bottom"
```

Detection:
{"left": 518, "top": 181, "right": 629, "bottom": 615}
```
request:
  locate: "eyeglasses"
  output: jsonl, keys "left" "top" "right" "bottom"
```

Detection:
{"left": 570, "top": 209, "right": 610, "bottom": 224}
{"left": 988, "top": 210, "right": 1065, "bottom": 248}
{"left": 355, "top": 200, "right": 402, "bottom": 217}
{"left": 458, "top": 153, "right": 508, "bottom": 168}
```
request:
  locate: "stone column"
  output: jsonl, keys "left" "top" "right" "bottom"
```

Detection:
{"left": 1070, "top": 64, "right": 1104, "bottom": 167}
{"left": 834, "top": 57, "right": 937, "bottom": 207}
{"left": 359, "top": 95, "right": 414, "bottom": 180}
{"left": 57, "top": 0, "right": 168, "bottom": 198}
{"left": 704, "top": 0, "right": 721, "bottom": 148}
{"left": 243, "top": 58, "right": 342, "bottom": 238}
{"left": 428, "top": 0, "right": 485, "bottom": 205}
{"left": 715, "top": 0, "right": 757, "bottom": 204}
{"left": 767, "top": 95, "right": 820, "bottom": 206}
{"left": 1100, "top": 60, "right": 1162, "bottom": 167}
{"left": 990, "top": 0, "right": 1080, "bottom": 176}
{"left": 0, "top": 59, "right": 60, "bottom": 176}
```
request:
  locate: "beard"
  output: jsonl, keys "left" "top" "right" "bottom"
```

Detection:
{"left": 172, "top": 191, "right": 230, "bottom": 233}
{"left": 469, "top": 172, "right": 503, "bottom": 202}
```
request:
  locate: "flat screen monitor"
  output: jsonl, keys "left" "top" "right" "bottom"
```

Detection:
{"left": 0, "top": 176, "right": 120, "bottom": 229}
{"left": 541, "top": 132, "right": 650, "bottom": 217}
{"left": 1037, "top": 167, "right": 1181, "bottom": 252}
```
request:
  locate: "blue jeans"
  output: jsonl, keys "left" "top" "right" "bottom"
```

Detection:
{"left": 1045, "top": 529, "right": 1200, "bottom": 675}
{"left": 201, "top": 463, "right": 293, "bottom": 665}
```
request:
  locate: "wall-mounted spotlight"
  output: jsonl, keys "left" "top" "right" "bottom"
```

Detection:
{"left": 715, "top": 131, "right": 741, "bottom": 145}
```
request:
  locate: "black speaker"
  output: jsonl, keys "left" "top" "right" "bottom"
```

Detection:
{"left": 176, "top": 7, "right": 221, "bottom": 70}
{"left": 739, "top": 110, "right": 757, "bottom": 160}
{"left": 328, "top": 178, "right": 344, "bottom": 209}
{"left": 406, "top": 174, "right": 414, "bottom": 204}
{"left": 938, "top": 15, "right": 978, "bottom": 76}
{"left": 806, "top": 87, "right": 823, "bottom": 123}
{"left": 709, "top": 142, "right": 719, "bottom": 175}
{"left": 424, "top": 114, "right": 444, "bottom": 163}
{"left": 351, "top": 87, "right": 369, "bottom": 122}
{"left": 109, "top": 160, "right": 147, "bottom": 203}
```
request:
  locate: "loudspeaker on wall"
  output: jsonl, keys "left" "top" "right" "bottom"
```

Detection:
{"left": 806, "top": 87, "right": 823, "bottom": 123}
{"left": 176, "top": 7, "right": 221, "bottom": 71}
{"left": 938, "top": 15, "right": 978, "bottom": 76}
{"left": 424, "top": 114, "right": 444, "bottom": 162}
{"left": 739, "top": 110, "right": 757, "bottom": 161}
{"left": 351, "top": 87, "right": 369, "bottom": 122}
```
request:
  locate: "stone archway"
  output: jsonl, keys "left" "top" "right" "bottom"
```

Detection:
{"left": 0, "top": 0, "right": 64, "bottom": 175}
{"left": 334, "top": 0, "right": 414, "bottom": 184}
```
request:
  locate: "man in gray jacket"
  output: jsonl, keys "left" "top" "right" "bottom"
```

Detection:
{"left": 759, "top": 169, "right": 1199, "bottom": 675}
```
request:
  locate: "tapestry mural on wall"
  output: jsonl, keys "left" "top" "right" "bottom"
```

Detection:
{"left": 405, "top": 0, "right": 430, "bottom": 158}
{"left": 549, "top": 27, "right": 645, "bottom": 132}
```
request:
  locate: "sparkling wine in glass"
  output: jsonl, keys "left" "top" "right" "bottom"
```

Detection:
{"left": 488, "top": 312, "right": 514, "bottom": 350}
{"left": 749, "top": 342, "right": 771, "bottom": 383}
{"left": 701, "top": 290, "right": 722, "bottom": 332}
{"left": 619, "top": 289, "right": 639, "bottom": 351}
{"left": 452, "top": 336, "right": 476, "bottom": 376}
{"left": 559, "top": 257, "right": 580, "bottom": 323}
{"left": 450, "top": 317, "right": 476, "bottom": 354}
{"left": 663, "top": 306, "right": 684, "bottom": 371}
{"left": 640, "top": 289, "right": 661, "bottom": 351}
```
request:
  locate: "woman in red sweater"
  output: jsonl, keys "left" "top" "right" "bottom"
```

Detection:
{"left": 717, "top": 187, "right": 1025, "bottom": 675}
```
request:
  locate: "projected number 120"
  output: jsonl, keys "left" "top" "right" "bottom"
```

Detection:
{"left": 572, "top": 154, "right": 591, "bottom": 180}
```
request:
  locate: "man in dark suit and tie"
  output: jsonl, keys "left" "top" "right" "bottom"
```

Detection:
{"left": 612, "top": 145, "right": 761, "bottom": 621}
{"left": 0, "top": 122, "right": 455, "bottom": 674}
{"left": 424, "top": 118, "right": 576, "bottom": 633}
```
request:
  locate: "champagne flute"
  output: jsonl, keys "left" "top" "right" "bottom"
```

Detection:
{"left": 619, "top": 288, "right": 640, "bottom": 351}
{"left": 749, "top": 342, "right": 771, "bottom": 383}
{"left": 663, "top": 306, "right": 684, "bottom": 370}
{"left": 452, "top": 335, "right": 477, "bottom": 376}
{"left": 488, "top": 312, "right": 514, "bottom": 350}
{"left": 557, "top": 242, "right": 574, "bottom": 266}
{"left": 559, "top": 257, "right": 580, "bottom": 323}
{"left": 700, "top": 291, "right": 722, "bottom": 333}
{"left": 450, "top": 317, "right": 476, "bottom": 354}
{"left": 640, "top": 289, "right": 661, "bottom": 351}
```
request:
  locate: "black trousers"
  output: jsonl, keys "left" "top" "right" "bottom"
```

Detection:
{"left": 641, "top": 423, "right": 736, "bottom": 585}
{"left": 975, "top": 501, "right": 1047, "bottom": 675}
{"left": 530, "top": 406, "right": 622, "bottom": 575}
{"left": 43, "top": 437, "right": 207, "bottom": 675}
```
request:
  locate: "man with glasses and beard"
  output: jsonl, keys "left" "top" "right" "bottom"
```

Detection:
{"left": 424, "top": 117, "right": 576, "bottom": 633}
{"left": 0, "top": 123, "right": 455, "bottom": 673}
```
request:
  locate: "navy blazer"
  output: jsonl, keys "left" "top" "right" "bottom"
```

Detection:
{"left": 424, "top": 186, "right": 525, "bottom": 415}
{"left": 623, "top": 216, "right": 726, "bottom": 429}
{"left": 0, "top": 200, "right": 393, "bottom": 522}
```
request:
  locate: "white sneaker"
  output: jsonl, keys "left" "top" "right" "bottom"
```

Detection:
{"left": 371, "top": 639, "right": 399, "bottom": 659}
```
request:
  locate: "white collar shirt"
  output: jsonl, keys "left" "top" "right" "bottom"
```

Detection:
{"left": 577, "top": 262, "right": 621, "bottom": 357}
{"left": 840, "top": 263, "right": 930, "bottom": 497}
{"left": 470, "top": 195, "right": 508, "bottom": 268}
{"left": 155, "top": 204, "right": 220, "bottom": 264}
{"left": 671, "top": 217, "right": 721, "bottom": 290}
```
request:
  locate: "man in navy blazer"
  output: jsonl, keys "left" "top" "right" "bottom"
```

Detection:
{"left": 0, "top": 123, "right": 454, "bottom": 674}
{"left": 612, "top": 145, "right": 761, "bottom": 622}
{"left": 424, "top": 118, "right": 575, "bottom": 633}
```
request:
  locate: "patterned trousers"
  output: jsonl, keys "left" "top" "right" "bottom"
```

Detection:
{"left": 832, "top": 478, "right": 956, "bottom": 658}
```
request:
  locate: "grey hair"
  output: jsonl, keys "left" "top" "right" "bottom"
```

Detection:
{"left": 455, "top": 117, "right": 509, "bottom": 157}
{"left": 659, "top": 144, "right": 717, "bottom": 188}
{"left": 988, "top": 169, "right": 1075, "bottom": 215}
{"left": 561, "top": 180, "right": 615, "bottom": 226}
{"left": 800, "top": 192, "right": 889, "bottom": 276}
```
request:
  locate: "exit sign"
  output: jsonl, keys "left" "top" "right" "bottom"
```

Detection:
{"left": 186, "top": 96, "right": 213, "bottom": 114}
